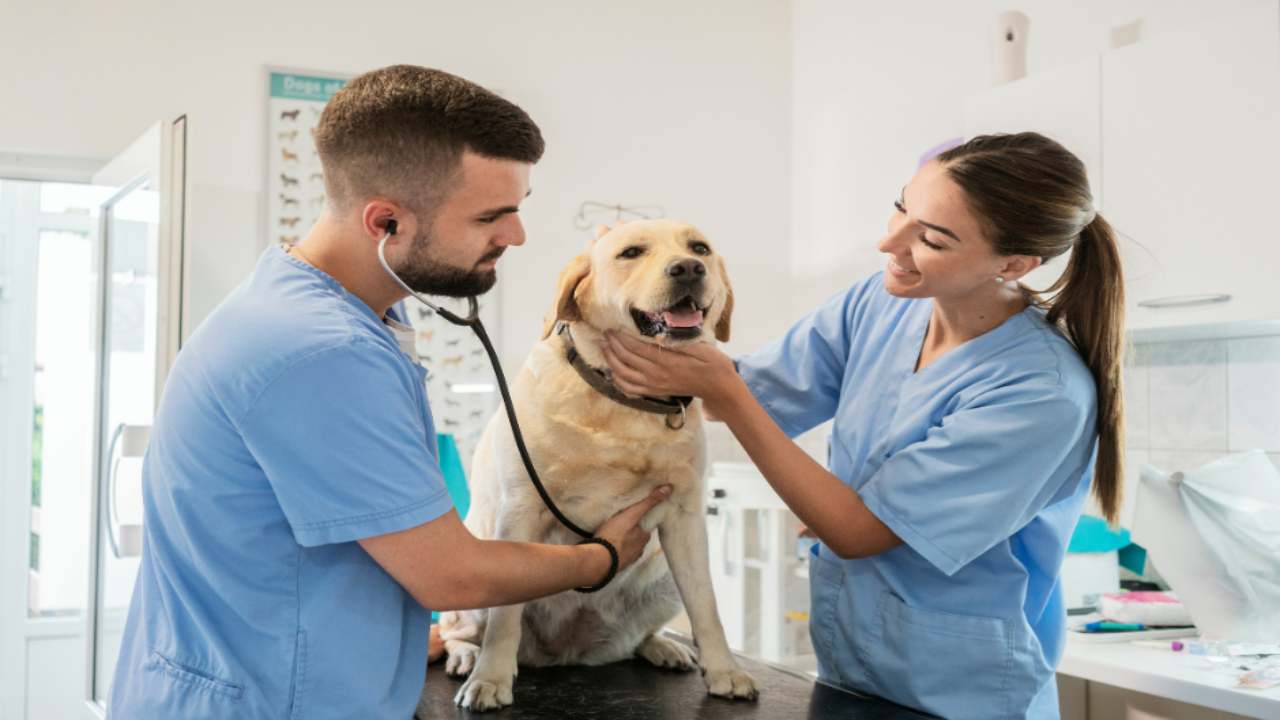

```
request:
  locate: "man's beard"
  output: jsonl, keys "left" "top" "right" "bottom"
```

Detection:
{"left": 392, "top": 229, "right": 501, "bottom": 298}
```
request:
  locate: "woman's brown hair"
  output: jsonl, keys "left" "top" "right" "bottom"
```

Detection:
{"left": 937, "top": 132, "right": 1125, "bottom": 524}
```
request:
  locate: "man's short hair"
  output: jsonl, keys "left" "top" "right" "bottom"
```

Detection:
{"left": 314, "top": 65, "right": 544, "bottom": 216}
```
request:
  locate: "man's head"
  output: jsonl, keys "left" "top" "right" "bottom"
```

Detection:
{"left": 314, "top": 65, "right": 543, "bottom": 297}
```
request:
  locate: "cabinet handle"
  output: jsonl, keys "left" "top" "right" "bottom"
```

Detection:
{"left": 1137, "top": 293, "right": 1232, "bottom": 309}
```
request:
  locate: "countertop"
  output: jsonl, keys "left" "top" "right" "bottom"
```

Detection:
{"left": 1058, "top": 634, "right": 1280, "bottom": 718}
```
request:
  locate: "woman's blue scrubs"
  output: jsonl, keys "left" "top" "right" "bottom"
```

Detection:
{"left": 736, "top": 273, "right": 1097, "bottom": 720}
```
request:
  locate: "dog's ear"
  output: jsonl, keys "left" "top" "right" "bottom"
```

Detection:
{"left": 541, "top": 251, "right": 593, "bottom": 339}
{"left": 714, "top": 261, "right": 734, "bottom": 343}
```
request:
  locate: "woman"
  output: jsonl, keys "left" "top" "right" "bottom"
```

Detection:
{"left": 603, "top": 132, "right": 1123, "bottom": 720}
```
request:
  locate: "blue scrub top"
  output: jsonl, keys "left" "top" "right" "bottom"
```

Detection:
{"left": 738, "top": 273, "right": 1097, "bottom": 720}
{"left": 108, "top": 246, "right": 455, "bottom": 719}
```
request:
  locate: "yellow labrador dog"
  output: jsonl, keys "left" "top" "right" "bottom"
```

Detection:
{"left": 437, "top": 219, "right": 759, "bottom": 711}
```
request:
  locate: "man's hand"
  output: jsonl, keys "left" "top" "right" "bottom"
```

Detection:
{"left": 586, "top": 484, "right": 673, "bottom": 581}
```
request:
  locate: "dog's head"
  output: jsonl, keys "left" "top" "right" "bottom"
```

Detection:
{"left": 541, "top": 219, "right": 733, "bottom": 344}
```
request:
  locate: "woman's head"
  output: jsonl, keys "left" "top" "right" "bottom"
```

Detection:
{"left": 878, "top": 159, "right": 1044, "bottom": 301}
{"left": 884, "top": 132, "right": 1127, "bottom": 524}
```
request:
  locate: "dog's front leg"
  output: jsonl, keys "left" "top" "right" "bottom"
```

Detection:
{"left": 659, "top": 507, "right": 759, "bottom": 700}
{"left": 453, "top": 507, "right": 540, "bottom": 711}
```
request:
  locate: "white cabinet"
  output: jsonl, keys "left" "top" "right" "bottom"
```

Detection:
{"left": 705, "top": 463, "right": 814, "bottom": 670}
{"left": 1103, "top": 6, "right": 1280, "bottom": 331}
{"left": 963, "top": 56, "right": 1102, "bottom": 295}
{"left": 963, "top": 4, "right": 1280, "bottom": 333}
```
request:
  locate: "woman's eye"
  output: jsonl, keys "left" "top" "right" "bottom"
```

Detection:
{"left": 619, "top": 246, "right": 645, "bottom": 259}
{"left": 690, "top": 242, "right": 711, "bottom": 255}
{"left": 918, "top": 232, "right": 943, "bottom": 250}
{"left": 893, "top": 200, "right": 906, "bottom": 214}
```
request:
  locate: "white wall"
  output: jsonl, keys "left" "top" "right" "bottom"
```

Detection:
{"left": 788, "top": 0, "right": 1275, "bottom": 316}
{"left": 0, "top": 0, "right": 793, "bottom": 365}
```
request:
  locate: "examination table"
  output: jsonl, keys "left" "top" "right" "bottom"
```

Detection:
{"left": 416, "top": 632, "right": 936, "bottom": 719}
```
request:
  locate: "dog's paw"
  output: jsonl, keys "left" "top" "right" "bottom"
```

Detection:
{"left": 704, "top": 665, "right": 759, "bottom": 701}
{"left": 454, "top": 670, "right": 515, "bottom": 712}
{"left": 444, "top": 641, "right": 480, "bottom": 678}
{"left": 638, "top": 634, "right": 698, "bottom": 671}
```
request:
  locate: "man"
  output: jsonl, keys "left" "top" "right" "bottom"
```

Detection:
{"left": 108, "top": 65, "right": 668, "bottom": 719}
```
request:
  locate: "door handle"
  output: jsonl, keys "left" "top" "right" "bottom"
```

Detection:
{"left": 105, "top": 423, "right": 149, "bottom": 559}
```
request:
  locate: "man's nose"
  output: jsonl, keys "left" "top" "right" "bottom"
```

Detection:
{"left": 666, "top": 258, "right": 706, "bottom": 282}
{"left": 499, "top": 216, "right": 526, "bottom": 247}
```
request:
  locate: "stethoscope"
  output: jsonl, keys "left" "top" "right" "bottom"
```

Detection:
{"left": 375, "top": 219, "right": 595, "bottom": 541}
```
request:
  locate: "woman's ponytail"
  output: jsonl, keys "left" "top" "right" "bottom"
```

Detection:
{"left": 1045, "top": 214, "right": 1126, "bottom": 524}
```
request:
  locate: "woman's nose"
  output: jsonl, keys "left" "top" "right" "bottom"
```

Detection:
{"left": 878, "top": 227, "right": 904, "bottom": 255}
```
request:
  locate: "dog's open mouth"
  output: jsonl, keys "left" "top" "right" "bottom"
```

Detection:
{"left": 630, "top": 296, "right": 706, "bottom": 340}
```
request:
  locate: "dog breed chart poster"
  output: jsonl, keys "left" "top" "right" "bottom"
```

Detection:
{"left": 266, "top": 69, "right": 499, "bottom": 475}
{"left": 267, "top": 71, "right": 347, "bottom": 247}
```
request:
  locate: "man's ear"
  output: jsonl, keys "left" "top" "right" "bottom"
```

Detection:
{"left": 541, "top": 251, "right": 593, "bottom": 339}
{"left": 714, "top": 262, "right": 734, "bottom": 343}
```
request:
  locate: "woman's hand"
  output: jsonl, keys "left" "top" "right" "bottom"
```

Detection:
{"left": 603, "top": 331, "right": 742, "bottom": 418}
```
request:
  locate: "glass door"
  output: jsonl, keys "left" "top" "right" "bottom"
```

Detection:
{"left": 81, "top": 117, "right": 186, "bottom": 718}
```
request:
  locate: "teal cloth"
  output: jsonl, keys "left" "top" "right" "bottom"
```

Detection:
{"left": 1117, "top": 543, "right": 1148, "bottom": 576}
{"left": 436, "top": 433, "right": 470, "bottom": 521}
{"left": 1067, "top": 514, "right": 1146, "bottom": 575}
{"left": 431, "top": 433, "right": 469, "bottom": 623}
{"left": 1067, "top": 515, "right": 1130, "bottom": 553}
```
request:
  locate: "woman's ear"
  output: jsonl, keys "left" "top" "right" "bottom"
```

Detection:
{"left": 714, "top": 263, "right": 734, "bottom": 343}
{"left": 1000, "top": 254, "right": 1044, "bottom": 281}
{"left": 541, "top": 251, "right": 593, "bottom": 339}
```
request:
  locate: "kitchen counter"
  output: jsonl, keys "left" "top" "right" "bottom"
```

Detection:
{"left": 1058, "top": 634, "right": 1280, "bottom": 718}
{"left": 416, "top": 633, "right": 935, "bottom": 719}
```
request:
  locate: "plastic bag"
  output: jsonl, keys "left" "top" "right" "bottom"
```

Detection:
{"left": 1132, "top": 450, "right": 1280, "bottom": 641}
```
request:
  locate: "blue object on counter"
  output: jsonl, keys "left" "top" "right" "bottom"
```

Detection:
{"left": 1081, "top": 621, "right": 1145, "bottom": 633}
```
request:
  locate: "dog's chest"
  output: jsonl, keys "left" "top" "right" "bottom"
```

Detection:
{"left": 544, "top": 421, "right": 703, "bottom": 491}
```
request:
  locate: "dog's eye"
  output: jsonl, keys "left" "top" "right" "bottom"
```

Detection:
{"left": 618, "top": 246, "right": 645, "bottom": 259}
{"left": 689, "top": 242, "right": 711, "bottom": 256}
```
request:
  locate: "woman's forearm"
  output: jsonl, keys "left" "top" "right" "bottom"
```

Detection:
{"left": 714, "top": 379, "right": 901, "bottom": 559}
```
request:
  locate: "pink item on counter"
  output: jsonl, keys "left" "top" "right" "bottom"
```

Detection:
{"left": 1100, "top": 591, "right": 1194, "bottom": 627}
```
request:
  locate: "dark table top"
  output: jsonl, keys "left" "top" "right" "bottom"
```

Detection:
{"left": 415, "top": 635, "right": 935, "bottom": 720}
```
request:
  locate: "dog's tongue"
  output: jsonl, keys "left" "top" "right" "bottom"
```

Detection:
{"left": 662, "top": 307, "right": 703, "bottom": 328}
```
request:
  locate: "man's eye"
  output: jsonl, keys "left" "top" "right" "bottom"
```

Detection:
{"left": 619, "top": 246, "right": 645, "bottom": 259}
{"left": 893, "top": 200, "right": 906, "bottom": 213}
{"left": 689, "top": 242, "right": 712, "bottom": 255}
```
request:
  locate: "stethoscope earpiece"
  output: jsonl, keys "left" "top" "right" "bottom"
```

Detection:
{"left": 376, "top": 229, "right": 479, "bottom": 325}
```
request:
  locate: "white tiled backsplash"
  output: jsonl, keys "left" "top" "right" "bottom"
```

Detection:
{"left": 1122, "top": 334, "right": 1280, "bottom": 527}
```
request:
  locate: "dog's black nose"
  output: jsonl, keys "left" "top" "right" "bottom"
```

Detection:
{"left": 666, "top": 259, "right": 706, "bottom": 281}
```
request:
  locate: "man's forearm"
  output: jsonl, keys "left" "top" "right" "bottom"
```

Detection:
{"left": 432, "top": 539, "right": 610, "bottom": 611}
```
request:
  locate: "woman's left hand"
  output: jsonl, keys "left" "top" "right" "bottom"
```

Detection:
{"left": 603, "top": 331, "right": 740, "bottom": 415}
